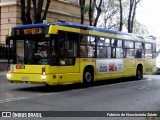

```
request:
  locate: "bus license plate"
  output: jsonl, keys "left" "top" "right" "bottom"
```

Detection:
{"left": 22, "top": 77, "right": 29, "bottom": 81}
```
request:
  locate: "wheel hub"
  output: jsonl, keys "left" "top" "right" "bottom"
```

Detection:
{"left": 85, "top": 72, "right": 91, "bottom": 82}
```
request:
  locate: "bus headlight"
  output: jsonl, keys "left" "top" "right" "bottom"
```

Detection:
{"left": 41, "top": 67, "right": 46, "bottom": 82}
{"left": 41, "top": 75, "right": 46, "bottom": 80}
{"left": 7, "top": 66, "right": 11, "bottom": 79}
{"left": 6, "top": 73, "right": 11, "bottom": 79}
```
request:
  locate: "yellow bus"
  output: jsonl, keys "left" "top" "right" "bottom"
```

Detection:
{"left": 6, "top": 22, "right": 156, "bottom": 86}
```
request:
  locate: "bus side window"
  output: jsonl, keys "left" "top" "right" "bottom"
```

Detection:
{"left": 135, "top": 49, "right": 142, "bottom": 58}
{"left": 111, "top": 48, "right": 116, "bottom": 58}
{"left": 107, "top": 47, "right": 111, "bottom": 58}
{"left": 80, "top": 46, "right": 87, "bottom": 57}
{"left": 145, "top": 43, "right": 152, "bottom": 59}
{"left": 116, "top": 48, "right": 123, "bottom": 58}
{"left": 88, "top": 46, "right": 95, "bottom": 57}
{"left": 152, "top": 44, "right": 156, "bottom": 58}
{"left": 124, "top": 49, "right": 135, "bottom": 58}
{"left": 123, "top": 40, "right": 134, "bottom": 58}
{"left": 57, "top": 31, "right": 78, "bottom": 66}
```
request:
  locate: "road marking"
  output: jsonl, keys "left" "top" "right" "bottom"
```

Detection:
{"left": 37, "top": 92, "right": 60, "bottom": 96}
{"left": 135, "top": 87, "right": 151, "bottom": 90}
{"left": 0, "top": 97, "right": 31, "bottom": 104}
{"left": 0, "top": 93, "right": 62, "bottom": 104}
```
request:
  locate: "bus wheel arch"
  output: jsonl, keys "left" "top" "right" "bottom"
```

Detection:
{"left": 83, "top": 65, "right": 94, "bottom": 85}
{"left": 136, "top": 64, "right": 143, "bottom": 80}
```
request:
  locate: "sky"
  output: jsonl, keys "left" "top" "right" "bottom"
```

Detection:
{"left": 136, "top": 0, "right": 160, "bottom": 37}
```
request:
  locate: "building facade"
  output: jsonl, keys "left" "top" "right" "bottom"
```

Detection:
{"left": 0, "top": 0, "right": 89, "bottom": 70}
{"left": 0, "top": 0, "right": 89, "bottom": 44}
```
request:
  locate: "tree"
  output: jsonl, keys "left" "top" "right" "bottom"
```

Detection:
{"left": 99, "top": 0, "right": 147, "bottom": 34}
{"left": 133, "top": 20, "right": 149, "bottom": 35}
{"left": 79, "top": 0, "right": 86, "bottom": 24}
{"left": 88, "top": 0, "right": 96, "bottom": 26}
{"left": 82, "top": 0, "right": 103, "bottom": 26}
{"left": 99, "top": 0, "right": 120, "bottom": 30}
{"left": 20, "top": 0, "right": 51, "bottom": 25}
{"left": 128, "top": 0, "right": 141, "bottom": 33}
{"left": 118, "top": 0, "right": 123, "bottom": 31}
{"left": 80, "top": 0, "right": 147, "bottom": 35}
{"left": 94, "top": 0, "right": 103, "bottom": 26}
{"left": 20, "top": 0, "right": 27, "bottom": 25}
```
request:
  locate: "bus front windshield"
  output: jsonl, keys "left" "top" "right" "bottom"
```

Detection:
{"left": 8, "top": 36, "right": 58, "bottom": 65}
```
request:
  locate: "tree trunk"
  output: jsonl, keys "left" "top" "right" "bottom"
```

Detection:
{"left": 119, "top": 0, "right": 123, "bottom": 31}
{"left": 130, "top": 0, "right": 136, "bottom": 33}
{"left": 34, "top": 0, "right": 44, "bottom": 23}
{"left": 79, "top": 0, "right": 85, "bottom": 24}
{"left": 32, "top": 0, "right": 36, "bottom": 23}
{"left": 32, "top": 0, "right": 36, "bottom": 15}
{"left": 89, "top": 0, "right": 93, "bottom": 26}
{"left": 94, "top": 0, "right": 102, "bottom": 27}
{"left": 42, "top": 0, "right": 51, "bottom": 21}
{"left": 131, "top": 0, "right": 140, "bottom": 33}
{"left": 20, "top": 0, "right": 27, "bottom": 25}
{"left": 26, "top": 0, "right": 32, "bottom": 24}
{"left": 128, "top": 0, "right": 134, "bottom": 33}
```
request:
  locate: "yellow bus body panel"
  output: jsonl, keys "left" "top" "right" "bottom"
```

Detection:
{"left": 49, "top": 25, "right": 81, "bottom": 34}
{"left": 8, "top": 57, "right": 156, "bottom": 85}
{"left": 144, "top": 58, "right": 156, "bottom": 74}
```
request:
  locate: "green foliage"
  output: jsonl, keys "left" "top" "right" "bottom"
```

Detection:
{"left": 84, "top": 4, "right": 89, "bottom": 14}
{"left": 97, "top": 0, "right": 149, "bottom": 36}
{"left": 84, "top": 2, "right": 96, "bottom": 14}
{"left": 82, "top": 0, "right": 149, "bottom": 35}
{"left": 133, "top": 20, "right": 149, "bottom": 35}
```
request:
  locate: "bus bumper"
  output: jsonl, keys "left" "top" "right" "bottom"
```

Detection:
{"left": 6, "top": 73, "right": 59, "bottom": 85}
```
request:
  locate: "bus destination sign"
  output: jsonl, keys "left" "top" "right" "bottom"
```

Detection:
{"left": 15, "top": 28, "right": 43, "bottom": 35}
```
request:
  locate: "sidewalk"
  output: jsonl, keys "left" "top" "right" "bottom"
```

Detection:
{"left": 0, "top": 71, "right": 6, "bottom": 77}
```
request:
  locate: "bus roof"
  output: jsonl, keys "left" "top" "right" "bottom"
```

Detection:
{"left": 55, "top": 22, "right": 156, "bottom": 41}
{"left": 13, "top": 22, "right": 156, "bottom": 41}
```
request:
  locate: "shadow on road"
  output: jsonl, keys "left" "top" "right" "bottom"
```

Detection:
{"left": 153, "top": 72, "right": 160, "bottom": 75}
{"left": 15, "top": 77, "right": 142, "bottom": 93}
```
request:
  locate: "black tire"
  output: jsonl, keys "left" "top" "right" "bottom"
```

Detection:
{"left": 136, "top": 66, "right": 143, "bottom": 80}
{"left": 83, "top": 69, "right": 93, "bottom": 86}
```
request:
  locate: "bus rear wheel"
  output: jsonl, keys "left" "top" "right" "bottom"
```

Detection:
{"left": 83, "top": 69, "right": 93, "bottom": 86}
{"left": 136, "top": 66, "right": 143, "bottom": 80}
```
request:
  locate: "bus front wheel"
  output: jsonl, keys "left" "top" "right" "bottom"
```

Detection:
{"left": 83, "top": 69, "right": 93, "bottom": 86}
{"left": 136, "top": 66, "right": 143, "bottom": 80}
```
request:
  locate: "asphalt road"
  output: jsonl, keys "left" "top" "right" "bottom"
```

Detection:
{"left": 0, "top": 74, "right": 160, "bottom": 120}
